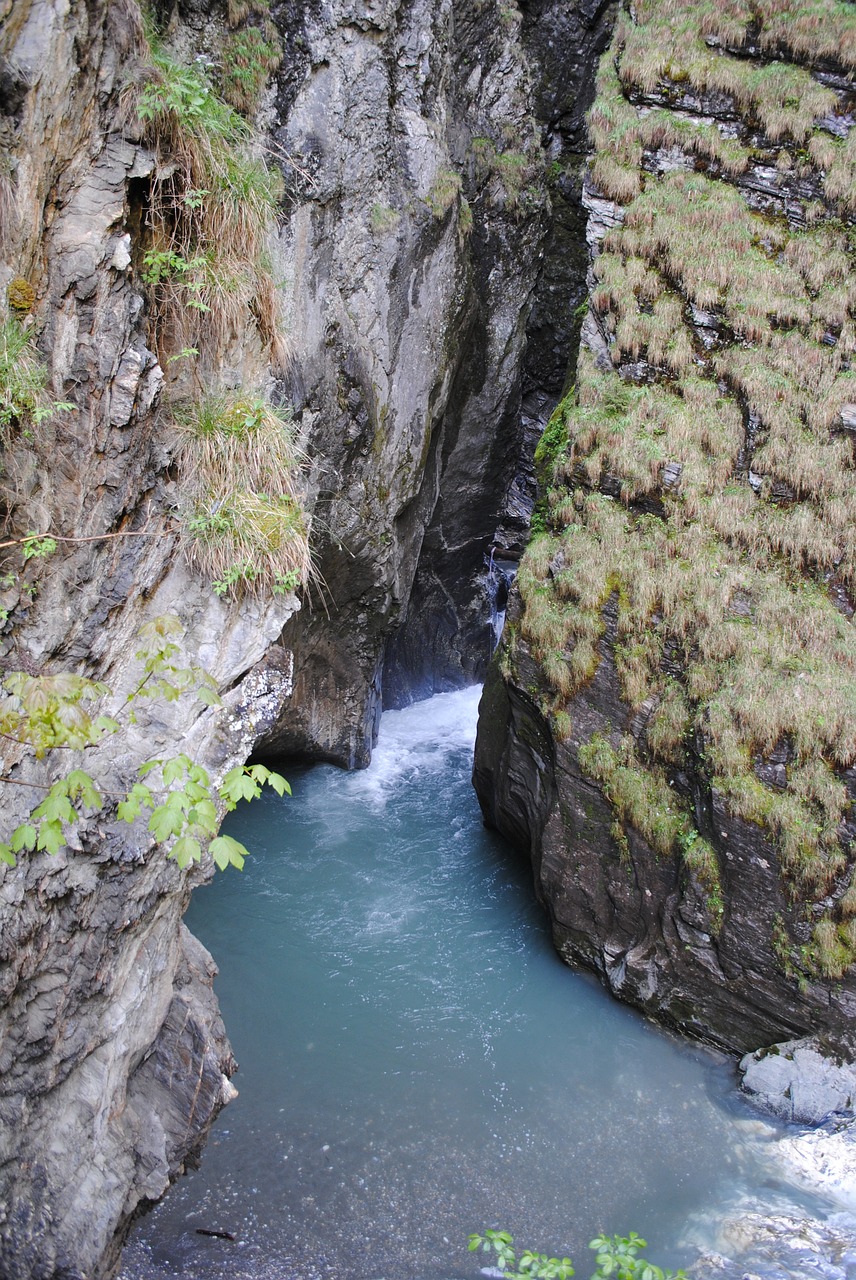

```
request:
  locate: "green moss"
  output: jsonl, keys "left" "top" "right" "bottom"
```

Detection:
{"left": 534, "top": 393, "right": 571, "bottom": 481}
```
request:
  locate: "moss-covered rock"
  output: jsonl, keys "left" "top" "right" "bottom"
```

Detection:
{"left": 475, "top": 0, "right": 856, "bottom": 1049}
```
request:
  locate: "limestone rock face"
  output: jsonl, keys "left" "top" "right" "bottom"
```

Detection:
{"left": 254, "top": 0, "right": 614, "bottom": 754}
{"left": 255, "top": 0, "right": 548, "bottom": 758}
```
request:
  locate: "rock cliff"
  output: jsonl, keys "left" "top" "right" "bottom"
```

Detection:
{"left": 474, "top": 0, "right": 856, "bottom": 1055}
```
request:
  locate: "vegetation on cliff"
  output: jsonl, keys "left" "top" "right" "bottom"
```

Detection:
{"left": 0, "top": 3, "right": 307, "bottom": 870}
{"left": 0, "top": 614, "right": 290, "bottom": 870}
{"left": 505, "top": 0, "right": 856, "bottom": 977}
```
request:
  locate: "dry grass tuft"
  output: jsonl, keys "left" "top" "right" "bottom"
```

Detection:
{"left": 174, "top": 393, "right": 310, "bottom": 597}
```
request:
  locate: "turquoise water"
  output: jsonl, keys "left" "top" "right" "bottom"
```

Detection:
{"left": 121, "top": 688, "right": 828, "bottom": 1280}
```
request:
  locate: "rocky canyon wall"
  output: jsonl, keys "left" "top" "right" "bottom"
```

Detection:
{"left": 474, "top": 0, "right": 856, "bottom": 1055}
{"left": 255, "top": 0, "right": 611, "bottom": 758}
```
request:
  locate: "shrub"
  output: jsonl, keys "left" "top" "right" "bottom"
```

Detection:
{"left": 468, "top": 1229, "right": 685, "bottom": 1280}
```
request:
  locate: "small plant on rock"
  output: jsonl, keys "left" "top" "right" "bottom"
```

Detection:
{"left": 0, "top": 615, "right": 290, "bottom": 871}
{"left": 0, "top": 318, "right": 74, "bottom": 439}
{"left": 125, "top": 28, "right": 283, "bottom": 364}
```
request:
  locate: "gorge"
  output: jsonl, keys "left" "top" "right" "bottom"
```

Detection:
{"left": 0, "top": 0, "right": 854, "bottom": 1276}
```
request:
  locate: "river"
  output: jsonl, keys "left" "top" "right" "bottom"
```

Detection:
{"left": 120, "top": 687, "right": 836, "bottom": 1280}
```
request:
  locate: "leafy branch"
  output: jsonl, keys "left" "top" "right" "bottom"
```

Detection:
{"left": 467, "top": 1231, "right": 686, "bottom": 1280}
{"left": 0, "top": 614, "right": 290, "bottom": 870}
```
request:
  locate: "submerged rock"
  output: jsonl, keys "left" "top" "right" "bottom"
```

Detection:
{"left": 775, "top": 1124, "right": 856, "bottom": 1214}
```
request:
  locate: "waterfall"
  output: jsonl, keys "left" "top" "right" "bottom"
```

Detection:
{"left": 485, "top": 547, "right": 515, "bottom": 652}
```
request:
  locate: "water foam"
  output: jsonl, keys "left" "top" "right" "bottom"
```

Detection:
{"left": 343, "top": 686, "right": 482, "bottom": 805}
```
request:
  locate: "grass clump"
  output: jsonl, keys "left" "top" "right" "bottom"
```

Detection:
{"left": 370, "top": 202, "right": 401, "bottom": 234}
{"left": 174, "top": 392, "right": 310, "bottom": 598}
{"left": 617, "top": 4, "right": 838, "bottom": 142}
{"left": 425, "top": 168, "right": 462, "bottom": 219}
{"left": 755, "top": 0, "right": 856, "bottom": 68}
{"left": 808, "top": 917, "right": 856, "bottom": 980}
{"left": 126, "top": 29, "right": 283, "bottom": 367}
{"left": 588, "top": 4, "right": 855, "bottom": 216}
{"left": 220, "top": 25, "right": 283, "bottom": 117}
{"left": 472, "top": 137, "right": 543, "bottom": 213}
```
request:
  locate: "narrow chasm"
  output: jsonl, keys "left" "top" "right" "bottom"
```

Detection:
{"left": 381, "top": 0, "right": 616, "bottom": 710}
{"left": 4, "top": 1, "right": 856, "bottom": 1279}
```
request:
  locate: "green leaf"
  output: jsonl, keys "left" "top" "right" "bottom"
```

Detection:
{"left": 189, "top": 796, "right": 218, "bottom": 832}
{"left": 37, "top": 819, "right": 65, "bottom": 855}
{"left": 129, "top": 781, "right": 154, "bottom": 805}
{"left": 182, "top": 780, "right": 209, "bottom": 804}
{"left": 170, "top": 836, "right": 202, "bottom": 869}
{"left": 117, "top": 797, "right": 141, "bottom": 824}
{"left": 219, "top": 766, "right": 260, "bottom": 806}
{"left": 266, "top": 769, "right": 291, "bottom": 797}
{"left": 162, "top": 756, "right": 190, "bottom": 786}
{"left": 10, "top": 823, "right": 37, "bottom": 853}
{"left": 65, "top": 769, "right": 101, "bottom": 809}
{"left": 139, "top": 758, "right": 162, "bottom": 778}
{"left": 0, "top": 843, "right": 16, "bottom": 867}
{"left": 94, "top": 715, "right": 121, "bottom": 735}
{"left": 148, "top": 804, "right": 185, "bottom": 843}
{"left": 32, "top": 787, "right": 75, "bottom": 826}
{"left": 209, "top": 833, "right": 248, "bottom": 871}
{"left": 196, "top": 685, "right": 222, "bottom": 707}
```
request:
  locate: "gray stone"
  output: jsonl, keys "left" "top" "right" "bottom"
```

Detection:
{"left": 740, "top": 1035, "right": 856, "bottom": 1126}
